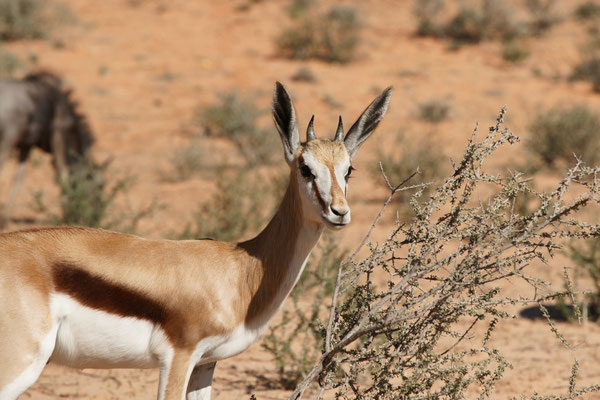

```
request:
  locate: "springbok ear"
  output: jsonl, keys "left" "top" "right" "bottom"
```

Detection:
{"left": 344, "top": 87, "right": 393, "bottom": 160}
{"left": 273, "top": 82, "right": 300, "bottom": 164}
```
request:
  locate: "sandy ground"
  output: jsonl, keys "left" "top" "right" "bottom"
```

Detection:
{"left": 2, "top": 0, "right": 600, "bottom": 398}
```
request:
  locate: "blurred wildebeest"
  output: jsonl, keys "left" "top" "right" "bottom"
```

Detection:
{"left": 0, "top": 71, "right": 94, "bottom": 225}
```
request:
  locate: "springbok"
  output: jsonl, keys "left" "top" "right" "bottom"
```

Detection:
{"left": 0, "top": 71, "right": 94, "bottom": 226}
{"left": 0, "top": 82, "right": 392, "bottom": 400}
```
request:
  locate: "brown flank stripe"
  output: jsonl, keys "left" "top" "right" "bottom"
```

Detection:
{"left": 52, "top": 263, "right": 167, "bottom": 324}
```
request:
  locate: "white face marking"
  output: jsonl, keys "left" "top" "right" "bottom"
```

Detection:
{"left": 302, "top": 150, "right": 331, "bottom": 203}
{"left": 300, "top": 148, "right": 352, "bottom": 228}
{"left": 333, "top": 151, "right": 351, "bottom": 195}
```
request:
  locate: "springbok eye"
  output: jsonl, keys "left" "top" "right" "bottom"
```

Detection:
{"left": 345, "top": 166, "right": 355, "bottom": 181}
{"left": 300, "top": 164, "right": 315, "bottom": 179}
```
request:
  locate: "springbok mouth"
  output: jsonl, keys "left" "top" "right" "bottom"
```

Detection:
{"left": 323, "top": 218, "right": 349, "bottom": 229}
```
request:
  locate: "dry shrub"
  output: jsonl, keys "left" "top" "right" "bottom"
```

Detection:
{"left": 163, "top": 143, "right": 208, "bottom": 182}
{"left": 372, "top": 134, "right": 447, "bottom": 213}
{"left": 291, "top": 66, "right": 317, "bottom": 83}
{"left": 418, "top": 99, "right": 451, "bottom": 123}
{"left": 0, "top": 47, "right": 21, "bottom": 77}
{"left": 414, "top": 0, "right": 444, "bottom": 37}
{"left": 571, "top": 57, "right": 600, "bottom": 93}
{"left": 277, "top": 6, "right": 360, "bottom": 63}
{"left": 0, "top": 0, "right": 47, "bottom": 40}
{"left": 0, "top": 0, "right": 75, "bottom": 41}
{"left": 196, "top": 91, "right": 279, "bottom": 166}
{"left": 574, "top": 1, "right": 600, "bottom": 21}
{"left": 501, "top": 40, "right": 530, "bottom": 63}
{"left": 32, "top": 161, "right": 156, "bottom": 232}
{"left": 284, "top": 109, "right": 600, "bottom": 399}
{"left": 182, "top": 91, "right": 286, "bottom": 240}
{"left": 288, "top": 0, "right": 313, "bottom": 19}
{"left": 528, "top": 105, "right": 600, "bottom": 168}
{"left": 524, "top": 0, "right": 560, "bottom": 36}
{"left": 414, "top": 0, "right": 560, "bottom": 46}
{"left": 415, "top": 0, "right": 521, "bottom": 45}
{"left": 176, "top": 167, "right": 284, "bottom": 242}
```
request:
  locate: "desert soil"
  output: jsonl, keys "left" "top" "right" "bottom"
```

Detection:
{"left": 2, "top": 0, "right": 600, "bottom": 399}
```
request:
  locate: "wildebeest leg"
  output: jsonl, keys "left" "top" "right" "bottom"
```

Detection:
{"left": 0, "top": 133, "right": 14, "bottom": 177}
{"left": 0, "top": 133, "right": 20, "bottom": 227}
{"left": 51, "top": 127, "right": 68, "bottom": 184}
{"left": 1, "top": 148, "right": 29, "bottom": 227}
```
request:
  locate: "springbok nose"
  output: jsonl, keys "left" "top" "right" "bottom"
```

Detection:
{"left": 330, "top": 205, "right": 349, "bottom": 217}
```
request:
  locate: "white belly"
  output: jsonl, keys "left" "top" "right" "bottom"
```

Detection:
{"left": 48, "top": 294, "right": 172, "bottom": 369}
{"left": 47, "top": 295, "right": 268, "bottom": 370}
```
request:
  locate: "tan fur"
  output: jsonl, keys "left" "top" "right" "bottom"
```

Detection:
{"left": 304, "top": 139, "right": 347, "bottom": 163}
{"left": 0, "top": 79, "right": 391, "bottom": 398}
{"left": 164, "top": 350, "right": 194, "bottom": 400}
{"left": 240, "top": 170, "right": 305, "bottom": 325}
{"left": 0, "top": 261, "right": 51, "bottom": 386}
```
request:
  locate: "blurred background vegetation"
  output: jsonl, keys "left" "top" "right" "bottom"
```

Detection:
{"left": 2, "top": 0, "right": 600, "bottom": 398}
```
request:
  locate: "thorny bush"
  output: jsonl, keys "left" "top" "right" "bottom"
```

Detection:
{"left": 287, "top": 108, "right": 600, "bottom": 399}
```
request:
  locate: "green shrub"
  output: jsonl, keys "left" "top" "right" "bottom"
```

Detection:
{"left": 177, "top": 168, "right": 281, "bottom": 242}
{"left": 528, "top": 105, "right": 600, "bottom": 167}
{"left": 0, "top": 0, "right": 76, "bottom": 42}
{"left": 502, "top": 40, "right": 530, "bottom": 63}
{"left": 418, "top": 99, "right": 450, "bottom": 123}
{"left": 0, "top": 47, "right": 21, "bottom": 77}
{"left": 414, "top": 0, "right": 444, "bottom": 37}
{"left": 197, "top": 91, "right": 278, "bottom": 166}
{"left": 574, "top": 1, "right": 600, "bottom": 21}
{"left": 32, "top": 161, "right": 155, "bottom": 232}
{"left": 524, "top": 0, "right": 560, "bottom": 36}
{"left": 56, "top": 161, "right": 122, "bottom": 228}
{"left": 446, "top": 0, "right": 519, "bottom": 44}
{"left": 571, "top": 56, "right": 600, "bottom": 93}
{"left": 235, "top": 125, "right": 279, "bottom": 166}
{"left": 418, "top": 0, "right": 519, "bottom": 46}
{"left": 164, "top": 144, "right": 208, "bottom": 182}
{"left": 322, "top": 94, "right": 342, "bottom": 109}
{"left": 565, "top": 237, "right": 600, "bottom": 321}
{"left": 199, "top": 92, "right": 261, "bottom": 139}
{"left": 0, "top": 0, "right": 46, "bottom": 40}
{"left": 415, "top": 0, "right": 556, "bottom": 46}
{"left": 288, "top": 0, "right": 313, "bottom": 19}
{"left": 277, "top": 6, "right": 360, "bottom": 63}
{"left": 290, "top": 66, "right": 316, "bottom": 83}
{"left": 444, "top": 6, "right": 485, "bottom": 44}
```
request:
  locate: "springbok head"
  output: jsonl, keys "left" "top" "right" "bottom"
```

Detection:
{"left": 273, "top": 82, "right": 392, "bottom": 229}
